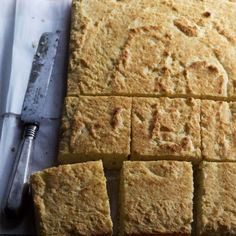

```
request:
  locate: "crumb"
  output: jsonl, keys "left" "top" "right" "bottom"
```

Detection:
{"left": 203, "top": 11, "right": 211, "bottom": 17}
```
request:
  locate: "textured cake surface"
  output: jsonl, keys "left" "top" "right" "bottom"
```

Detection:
{"left": 58, "top": 96, "right": 132, "bottom": 168}
{"left": 120, "top": 161, "right": 193, "bottom": 235}
{"left": 68, "top": 0, "right": 236, "bottom": 99}
{"left": 30, "top": 161, "right": 112, "bottom": 236}
{"left": 34, "top": 0, "right": 236, "bottom": 234}
{"left": 131, "top": 97, "right": 201, "bottom": 161}
{"left": 197, "top": 162, "right": 236, "bottom": 235}
{"left": 201, "top": 100, "right": 236, "bottom": 161}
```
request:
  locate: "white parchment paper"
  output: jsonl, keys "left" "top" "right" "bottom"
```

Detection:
{"left": 0, "top": 0, "right": 16, "bottom": 116}
{"left": 4, "top": 0, "right": 72, "bottom": 115}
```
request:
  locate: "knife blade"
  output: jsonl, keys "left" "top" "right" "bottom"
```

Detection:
{"left": 3, "top": 31, "right": 60, "bottom": 218}
{"left": 22, "top": 31, "right": 60, "bottom": 123}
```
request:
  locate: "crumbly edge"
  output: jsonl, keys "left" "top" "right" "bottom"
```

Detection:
{"left": 130, "top": 154, "right": 201, "bottom": 163}
{"left": 118, "top": 165, "right": 125, "bottom": 236}
{"left": 195, "top": 162, "right": 205, "bottom": 236}
{"left": 200, "top": 100, "right": 204, "bottom": 164}
{"left": 58, "top": 152, "right": 128, "bottom": 170}
{"left": 102, "top": 165, "right": 114, "bottom": 236}
{"left": 66, "top": 93, "right": 236, "bottom": 102}
{"left": 31, "top": 193, "right": 42, "bottom": 236}
{"left": 30, "top": 174, "right": 46, "bottom": 236}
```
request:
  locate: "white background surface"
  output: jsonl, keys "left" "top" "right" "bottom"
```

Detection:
{"left": 2, "top": 0, "right": 72, "bottom": 115}
{"left": 0, "top": 0, "right": 16, "bottom": 115}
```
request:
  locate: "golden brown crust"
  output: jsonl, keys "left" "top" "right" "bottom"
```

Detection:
{"left": 131, "top": 97, "right": 201, "bottom": 161}
{"left": 197, "top": 162, "right": 236, "bottom": 235}
{"left": 58, "top": 96, "right": 132, "bottom": 168}
{"left": 120, "top": 161, "right": 193, "bottom": 235}
{"left": 30, "top": 161, "right": 112, "bottom": 236}
{"left": 68, "top": 0, "right": 236, "bottom": 99}
{"left": 201, "top": 100, "right": 236, "bottom": 161}
{"left": 68, "top": 0, "right": 129, "bottom": 95}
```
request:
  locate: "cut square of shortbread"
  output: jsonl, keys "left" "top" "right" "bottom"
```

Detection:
{"left": 196, "top": 162, "right": 236, "bottom": 235}
{"left": 131, "top": 97, "right": 201, "bottom": 162}
{"left": 30, "top": 161, "right": 113, "bottom": 236}
{"left": 119, "top": 161, "right": 193, "bottom": 235}
{"left": 201, "top": 100, "right": 236, "bottom": 161}
{"left": 67, "top": 0, "right": 236, "bottom": 100}
{"left": 58, "top": 96, "right": 132, "bottom": 169}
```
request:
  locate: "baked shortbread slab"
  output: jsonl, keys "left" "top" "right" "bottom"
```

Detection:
{"left": 58, "top": 96, "right": 132, "bottom": 169}
{"left": 120, "top": 161, "right": 193, "bottom": 235}
{"left": 197, "top": 162, "right": 236, "bottom": 235}
{"left": 131, "top": 97, "right": 201, "bottom": 162}
{"left": 201, "top": 100, "right": 236, "bottom": 161}
{"left": 68, "top": 0, "right": 236, "bottom": 99}
{"left": 30, "top": 161, "right": 112, "bottom": 236}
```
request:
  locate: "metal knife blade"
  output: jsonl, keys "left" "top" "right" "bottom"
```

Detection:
{"left": 21, "top": 31, "right": 60, "bottom": 124}
{"left": 3, "top": 31, "right": 60, "bottom": 218}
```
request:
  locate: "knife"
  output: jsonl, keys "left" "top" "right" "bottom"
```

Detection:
{"left": 3, "top": 31, "right": 60, "bottom": 217}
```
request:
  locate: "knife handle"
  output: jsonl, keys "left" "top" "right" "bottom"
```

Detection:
{"left": 3, "top": 124, "right": 38, "bottom": 218}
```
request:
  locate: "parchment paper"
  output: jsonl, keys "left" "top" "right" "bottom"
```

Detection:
{"left": 0, "top": 0, "right": 16, "bottom": 116}
{"left": 3, "top": 0, "right": 71, "bottom": 116}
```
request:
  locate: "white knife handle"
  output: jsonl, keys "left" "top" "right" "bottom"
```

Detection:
{"left": 3, "top": 124, "right": 38, "bottom": 217}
